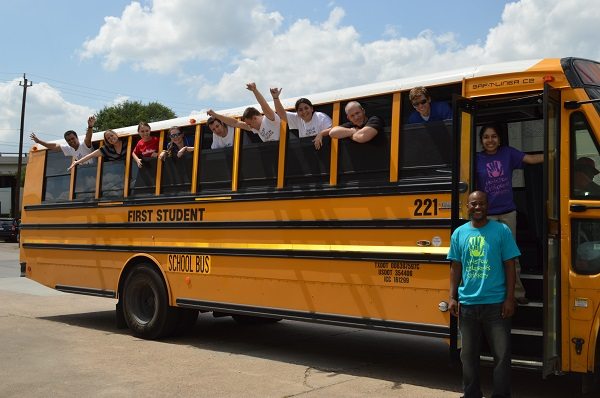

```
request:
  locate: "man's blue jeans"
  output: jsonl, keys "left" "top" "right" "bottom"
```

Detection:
{"left": 459, "top": 303, "right": 512, "bottom": 398}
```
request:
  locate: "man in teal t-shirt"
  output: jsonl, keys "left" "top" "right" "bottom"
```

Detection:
{"left": 447, "top": 191, "right": 520, "bottom": 398}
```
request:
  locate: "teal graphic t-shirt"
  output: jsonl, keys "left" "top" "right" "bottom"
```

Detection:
{"left": 447, "top": 220, "right": 520, "bottom": 305}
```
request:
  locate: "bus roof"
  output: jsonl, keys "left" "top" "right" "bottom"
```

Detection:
{"left": 39, "top": 58, "right": 563, "bottom": 147}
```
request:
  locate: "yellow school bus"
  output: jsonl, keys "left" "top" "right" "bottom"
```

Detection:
{"left": 20, "top": 57, "right": 600, "bottom": 385}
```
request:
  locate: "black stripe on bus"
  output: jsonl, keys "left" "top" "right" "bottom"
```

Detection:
{"left": 176, "top": 298, "right": 450, "bottom": 339}
{"left": 23, "top": 243, "right": 449, "bottom": 263}
{"left": 55, "top": 284, "right": 116, "bottom": 298}
{"left": 24, "top": 180, "right": 452, "bottom": 211}
{"left": 20, "top": 218, "right": 451, "bottom": 230}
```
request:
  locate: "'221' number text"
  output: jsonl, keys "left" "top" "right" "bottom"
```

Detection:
{"left": 413, "top": 198, "right": 438, "bottom": 216}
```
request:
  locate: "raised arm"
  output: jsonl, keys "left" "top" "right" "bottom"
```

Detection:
{"left": 84, "top": 116, "right": 96, "bottom": 149}
{"left": 67, "top": 148, "right": 102, "bottom": 171}
{"left": 247, "top": 82, "right": 275, "bottom": 121}
{"left": 30, "top": 132, "right": 60, "bottom": 151}
{"left": 207, "top": 109, "right": 250, "bottom": 131}
{"left": 270, "top": 87, "right": 288, "bottom": 122}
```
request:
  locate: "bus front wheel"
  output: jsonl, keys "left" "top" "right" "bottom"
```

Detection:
{"left": 122, "top": 265, "right": 177, "bottom": 339}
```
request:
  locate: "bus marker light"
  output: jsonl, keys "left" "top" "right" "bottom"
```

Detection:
{"left": 543, "top": 75, "right": 555, "bottom": 82}
{"left": 574, "top": 298, "right": 588, "bottom": 308}
{"left": 416, "top": 240, "right": 431, "bottom": 247}
{"left": 185, "top": 276, "right": 191, "bottom": 285}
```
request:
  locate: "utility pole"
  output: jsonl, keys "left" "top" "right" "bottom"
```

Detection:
{"left": 14, "top": 73, "right": 32, "bottom": 219}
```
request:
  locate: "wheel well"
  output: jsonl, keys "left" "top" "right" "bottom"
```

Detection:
{"left": 117, "top": 255, "right": 170, "bottom": 303}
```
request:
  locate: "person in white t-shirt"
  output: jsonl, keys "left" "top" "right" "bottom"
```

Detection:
{"left": 30, "top": 116, "right": 96, "bottom": 164}
{"left": 269, "top": 87, "right": 332, "bottom": 150}
{"left": 207, "top": 82, "right": 281, "bottom": 143}
{"left": 207, "top": 117, "right": 235, "bottom": 149}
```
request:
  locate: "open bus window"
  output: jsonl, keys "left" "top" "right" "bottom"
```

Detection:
{"left": 197, "top": 124, "right": 234, "bottom": 192}
{"left": 401, "top": 84, "right": 459, "bottom": 125}
{"left": 129, "top": 133, "right": 160, "bottom": 197}
{"left": 99, "top": 138, "right": 127, "bottom": 199}
{"left": 284, "top": 103, "right": 333, "bottom": 188}
{"left": 398, "top": 121, "right": 452, "bottom": 179}
{"left": 572, "top": 219, "right": 600, "bottom": 275}
{"left": 42, "top": 151, "right": 71, "bottom": 202}
{"left": 238, "top": 128, "right": 279, "bottom": 190}
{"left": 161, "top": 129, "right": 194, "bottom": 195}
{"left": 571, "top": 112, "right": 600, "bottom": 199}
{"left": 337, "top": 95, "right": 392, "bottom": 186}
{"left": 73, "top": 163, "right": 97, "bottom": 200}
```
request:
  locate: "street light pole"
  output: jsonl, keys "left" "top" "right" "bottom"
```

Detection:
{"left": 14, "top": 73, "right": 32, "bottom": 219}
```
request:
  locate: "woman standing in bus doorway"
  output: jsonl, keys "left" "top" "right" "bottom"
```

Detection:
{"left": 269, "top": 87, "right": 332, "bottom": 149}
{"left": 476, "top": 123, "right": 544, "bottom": 305}
{"left": 67, "top": 130, "right": 127, "bottom": 170}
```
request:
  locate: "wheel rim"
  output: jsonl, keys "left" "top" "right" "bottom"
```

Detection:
{"left": 129, "top": 280, "right": 157, "bottom": 325}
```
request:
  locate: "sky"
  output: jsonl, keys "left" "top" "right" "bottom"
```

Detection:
{"left": 1, "top": 0, "right": 600, "bottom": 154}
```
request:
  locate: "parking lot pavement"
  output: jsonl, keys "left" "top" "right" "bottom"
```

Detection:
{"left": 0, "top": 242, "right": 584, "bottom": 397}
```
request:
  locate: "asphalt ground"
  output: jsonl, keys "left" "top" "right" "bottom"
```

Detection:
{"left": 0, "top": 242, "right": 586, "bottom": 397}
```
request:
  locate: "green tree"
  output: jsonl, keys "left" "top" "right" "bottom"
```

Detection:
{"left": 94, "top": 101, "right": 176, "bottom": 131}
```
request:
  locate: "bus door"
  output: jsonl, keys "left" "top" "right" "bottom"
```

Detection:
{"left": 542, "top": 82, "right": 561, "bottom": 377}
{"left": 449, "top": 95, "right": 478, "bottom": 355}
{"left": 566, "top": 103, "right": 600, "bottom": 377}
{"left": 451, "top": 95, "right": 477, "bottom": 225}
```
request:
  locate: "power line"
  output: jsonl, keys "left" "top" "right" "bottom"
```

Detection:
{"left": 29, "top": 72, "right": 201, "bottom": 109}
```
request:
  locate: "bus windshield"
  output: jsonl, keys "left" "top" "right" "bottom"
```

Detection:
{"left": 573, "top": 59, "right": 600, "bottom": 115}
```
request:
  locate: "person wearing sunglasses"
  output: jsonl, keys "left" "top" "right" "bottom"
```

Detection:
{"left": 159, "top": 126, "right": 194, "bottom": 160}
{"left": 407, "top": 86, "right": 452, "bottom": 124}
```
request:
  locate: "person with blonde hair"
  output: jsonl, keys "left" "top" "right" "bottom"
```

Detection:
{"left": 408, "top": 86, "right": 452, "bottom": 124}
{"left": 67, "top": 129, "right": 126, "bottom": 170}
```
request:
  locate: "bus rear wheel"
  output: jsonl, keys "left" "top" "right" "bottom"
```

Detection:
{"left": 123, "top": 265, "right": 177, "bottom": 339}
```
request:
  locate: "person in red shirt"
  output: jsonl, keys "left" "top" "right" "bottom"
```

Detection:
{"left": 132, "top": 121, "right": 159, "bottom": 168}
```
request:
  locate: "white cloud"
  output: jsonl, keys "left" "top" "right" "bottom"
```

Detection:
{"left": 80, "top": 0, "right": 600, "bottom": 105}
{"left": 0, "top": 79, "right": 94, "bottom": 153}
{"left": 80, "top": 0, "right": 283, "bottom": 73}
{"left": 197, "top": 0, "right": 600, "bottom": 102}
{"left": 483, "top": 0, "right": 600, "bottom": 61}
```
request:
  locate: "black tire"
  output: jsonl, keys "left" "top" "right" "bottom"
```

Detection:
{"left": 232, "top": 314, "right": 282, "bottom": 325}
{"left": 122, "top": 265, "right": 178, "bottom": 339}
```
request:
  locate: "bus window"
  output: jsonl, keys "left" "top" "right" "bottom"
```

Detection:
{"left": 338, "top": 95, "right": 392, "bottom": 186}
{"left": 572, "top": 219, "right": 600, "bottom": 275}
{"left": 197, "top": 124, "right": 234, "bottom": 192}
{"left": 238, "top": 129, "right": 279, "bottom": 190}
{"left": 42, "top": 151, "right": 71, "bottom": 202}
{"left": 129, "top": 133, "right": 160, "bottom": 197}
{"left": 161, "top": 129, "right": 194, "bottom": 195}
{"left": 571, "top": 112, "right": 600, "bottom": 198}
{"left": 100, "top": 139, "right": 127, "bottom": 199}
{"left": 398, "top": 120, "right": 452, "bottom": 179}
{"left": 284, "top": 103, "right": 333, "bottom": 187}
{"left": 73, "top": 162, "right": 97, "bottom": 200}
{"left": 401, "top": 83, "right": 459, "bottom": 125}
